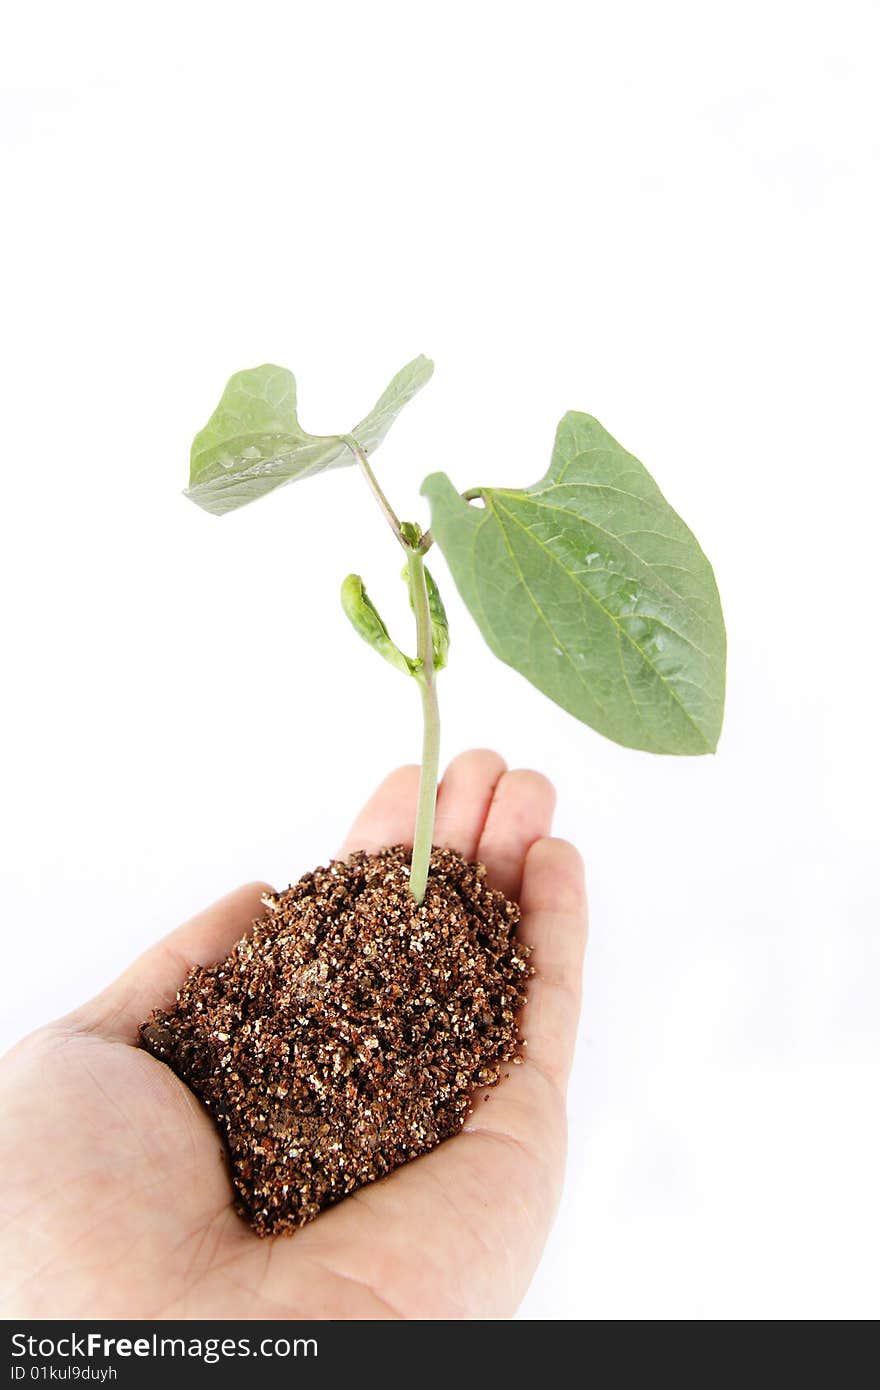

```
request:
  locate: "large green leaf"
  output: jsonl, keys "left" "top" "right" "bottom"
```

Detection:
{"left": 422, "top": 412, "right": 726, "bottom": 755}
{"left": 186, "top": 355, "right": 433, "bottom": 516}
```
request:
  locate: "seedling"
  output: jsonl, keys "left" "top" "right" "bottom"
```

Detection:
{"left": 186, "top": 356, "right": 726, "bottom": 902}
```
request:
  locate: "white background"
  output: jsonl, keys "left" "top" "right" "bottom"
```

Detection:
{"left": 2, "top": 1, "right": 878, "bottom": 1320}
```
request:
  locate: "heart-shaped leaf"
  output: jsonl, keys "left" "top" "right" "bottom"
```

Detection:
{"left": 186, "top": 355, "right": 433, "bottom": 516}
{"left": 422, "top": 412, "right": 726, "bottom": 755}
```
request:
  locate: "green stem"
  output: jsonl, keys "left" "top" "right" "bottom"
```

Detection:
{"left": 345, "top": 436, "right": 408, "bottom": 550}
{"left": 346, "top": 432, "right": 441, "bottom": 902}
{"left": 406, "top": 544, "right": 441, "bottom": 904}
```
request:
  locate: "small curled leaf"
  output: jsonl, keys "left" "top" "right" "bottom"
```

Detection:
{"left": 340, "top": 574, "right": 413, "bottom": 677}
{"left": 425, "top": 568, "right": 450, "bottom": 671}
{"left": 402, "top": 563, "right": 450, "bottom": 672}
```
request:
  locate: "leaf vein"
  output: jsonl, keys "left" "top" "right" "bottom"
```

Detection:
{"left": 482, "top": 501, "right": 616, "bottom": 726}
{"left": 490, "top": 497, "right": 712, "bottom": 748}
{"left": 497, "top": 492, "right": 710, "bottom": 628}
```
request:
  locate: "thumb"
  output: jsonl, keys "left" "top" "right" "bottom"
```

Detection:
{"left": 66, "top": 882, "right": 272, "bottom": 1044}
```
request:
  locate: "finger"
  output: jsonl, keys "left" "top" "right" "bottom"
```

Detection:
{"left": 456, "top": 836, "right": 587, "bottom": 1175}
{"left": 476, "top": 769, "right": 557, "bottom": 900}
{"left": 68, "top": 882, "right": 272, "bottom": 1044}
{"left": 340, "top": 764, "right": 420, "bottom": 854}
{"left": 432, "top": 748, "right": 507, "bottom": 859}
{"left": 341, "top": 750, "right": 506, "bottom": 862}
{"left": 515, "top": 837, "right": 588, "bottom": 1091}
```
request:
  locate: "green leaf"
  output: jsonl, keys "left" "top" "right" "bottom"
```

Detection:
{"left": 425, "top": 567, "right": 450, "bottom": 672}
{"left": 186, "top": 355, "right": 433, "bottom": 516}
{"left": 422, "top": 413, "right": 726, "bottom": 755}
{"left": 340, "top": 573, "right": 414, "bottom": 677}
{"left": 348, "top": 355, "right": 435, "bottom": 457}
{"left": 402, "top": 561, "right": 450, "bottom": 672}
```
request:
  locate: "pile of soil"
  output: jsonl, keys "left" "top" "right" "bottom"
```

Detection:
{"left": 139, "top": 845, "right": 531, "bottom": 1236}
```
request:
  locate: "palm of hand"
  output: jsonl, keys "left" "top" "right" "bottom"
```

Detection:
{"left": 0, "top": 752, "right": 586, "bottom": 1319}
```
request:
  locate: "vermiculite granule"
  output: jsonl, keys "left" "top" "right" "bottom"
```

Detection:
{"left": 140, "top": 846, "right": 531, "bottom": 1235}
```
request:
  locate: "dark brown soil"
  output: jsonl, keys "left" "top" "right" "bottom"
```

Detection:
{"left": 139, "top": 846, "right": 531, "bottom": 1236}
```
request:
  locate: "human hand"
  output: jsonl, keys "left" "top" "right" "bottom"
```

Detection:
{"left": 0, "top": 750, "right": 587, "bottom": 1319}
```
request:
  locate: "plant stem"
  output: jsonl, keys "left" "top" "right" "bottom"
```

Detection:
{"left": 406, "top": 544, "right": 440, "bottom": 904}
{"left": 345, "top": 433, "right": 440, "bottom": 902}
{"left": 345, "top": 437, "right": 408, "bottom": 550}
